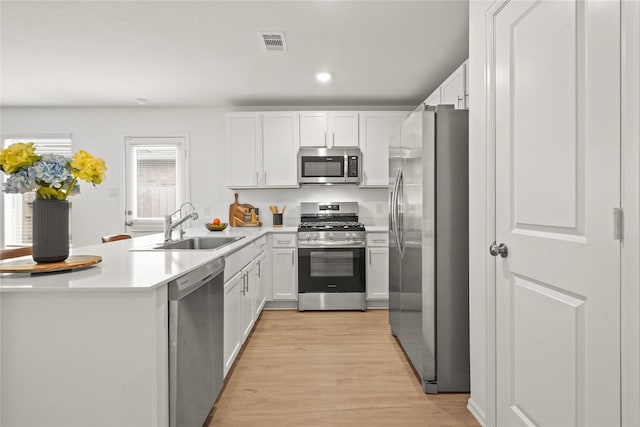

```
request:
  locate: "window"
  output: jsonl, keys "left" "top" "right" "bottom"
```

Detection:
{"left": 125, "top": 136, "right": 188, "bottom": 232}
{"left": 2, "top": 136, "right": 73, "bottom": 247}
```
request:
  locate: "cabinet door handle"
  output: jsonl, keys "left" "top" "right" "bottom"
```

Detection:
{"left": 369, "top": 249, "right": 371, "bottom": 264}
{"left": 324, "top": 131, "right": 327, "bottom": 147}
{"left": 257, "top": 261, "right": 261, "bottom": 278}
{"left": 264, "top": 171, "right": 267, "bottom": 185}
{"left": 457, "top": 96, "right": 463, "bottom": 109}
{"left": 255, "top": 172, "right": 259, "bottom": 185}
{"left": 332, "top": 131, "right": 335, "bottom": 147}
{"left": 291, "top": 252, "right": 294, "bottom": 265}
{"left": 245, "top": 272, "right": 249, "bottom": 292}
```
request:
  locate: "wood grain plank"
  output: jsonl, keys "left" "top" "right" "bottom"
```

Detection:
{"left": 209, "top": 310, "right": 479, "bottom": 426}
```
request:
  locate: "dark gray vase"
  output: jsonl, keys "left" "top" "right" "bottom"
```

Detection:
{"left": 32, "top": 199, "right": 69, "bottom": 263}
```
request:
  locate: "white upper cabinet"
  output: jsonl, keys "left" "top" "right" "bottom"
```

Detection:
{"left": 262, "top": 112, "right": 299, "bottom": 187}
{"left": 226, "top": 113, "right": 261, "bottom": 187}
{"left": 424, "top": 88, "right": 442, "bottom": 108}
{"left": 300, "top": 111, "right": 359, "bottom": 147}
{"left": 329, "top": 112, "right": 359, "bottom": 147}
{"left": 464, "top": 59, "right": 469, "bottom": 109}
{"left": 359, "top": 112, "right": 407, "bottom": 187}
{"left": 440, "top": 61, "right": 467, "bottom": 109}
{"left": 226, "top": 112, "right": 299, "bottom": 189}
{"left": 299, "top": 112, "right": 328, "bottom": 147}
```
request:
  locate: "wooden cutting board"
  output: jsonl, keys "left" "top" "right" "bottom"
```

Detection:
{"left": 0, "top": 255, "right": 102, "bottom": 273}
{"left": 228, "top": 193, "right": 255, "bottom": 227}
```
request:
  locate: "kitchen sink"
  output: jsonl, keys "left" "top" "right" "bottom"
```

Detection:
{"left": 133, "top": 236, "right": 245, "bottom": 251}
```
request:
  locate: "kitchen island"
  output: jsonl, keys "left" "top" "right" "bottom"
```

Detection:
{"left": 0, "top": 226, "right": 295, "bottom": 427}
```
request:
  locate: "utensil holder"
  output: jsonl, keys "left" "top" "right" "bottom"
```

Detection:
{"left": 273, "top": 213, "right": 283, "bottom": 227}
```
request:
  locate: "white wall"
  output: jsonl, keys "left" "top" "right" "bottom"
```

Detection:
{"left": 1, "top": 107, "right": 393, "bottom": 246}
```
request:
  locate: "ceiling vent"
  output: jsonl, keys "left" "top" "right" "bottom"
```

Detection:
{"left": 259, "top": 32, "right": 287, "bottom": 52}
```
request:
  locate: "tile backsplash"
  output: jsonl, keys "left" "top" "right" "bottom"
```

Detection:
{"left": 214, "top": 187, "right": 388, "bottom": 227}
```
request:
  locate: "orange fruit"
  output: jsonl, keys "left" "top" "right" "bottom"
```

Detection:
{"left": 213, "top": 218, "right": 221, "bottom": 225}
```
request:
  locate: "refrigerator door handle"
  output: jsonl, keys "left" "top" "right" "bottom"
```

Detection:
{"left": 391, "top": 168, "right": 402, "bottom": 251}
{"left": 397, "top": 168, "right": 405, "bottom": 257}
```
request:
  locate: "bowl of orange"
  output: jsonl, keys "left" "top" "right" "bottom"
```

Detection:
{"left": 205, "top": 218, "right": 227, "bottom": 231}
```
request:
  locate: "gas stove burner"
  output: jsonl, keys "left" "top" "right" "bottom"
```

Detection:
{"left": 298, "top": 221, "right": 365, "bottom": 231}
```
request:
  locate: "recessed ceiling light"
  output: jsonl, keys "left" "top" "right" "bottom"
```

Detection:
{"left": 136, "top": 98, "right": 148, "bottom": 105}
{"left": 316, "top": 72, "right": 332, "bottom": 83}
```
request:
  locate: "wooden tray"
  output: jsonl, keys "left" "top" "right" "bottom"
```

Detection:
{"left": 0, "top": 255, "right": 102, "bottom": 274}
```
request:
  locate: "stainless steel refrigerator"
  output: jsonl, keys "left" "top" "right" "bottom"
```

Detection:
{"left": 389, "top": 104, "right": 469, "bottom": 393}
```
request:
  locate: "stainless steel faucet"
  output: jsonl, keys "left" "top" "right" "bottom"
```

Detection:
{"left": 164, "top": 202, "right": 199, "bottom": 242}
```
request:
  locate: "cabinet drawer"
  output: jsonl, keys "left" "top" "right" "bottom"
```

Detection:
{"left": 366, "top": 233, "right": 389, "bottom": 247}
{"left": 255, "top": 236, "right": 267, "bottom": 252}
{"left": 272, "top": 233, "right": 296, "bottom": 248}
{"left": 224, "top": 242, "right": 255, "bottom": 280}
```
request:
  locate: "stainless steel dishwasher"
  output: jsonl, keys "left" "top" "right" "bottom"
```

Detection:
{"left": 168, "top": 257, "right": 224, "bottom": 427}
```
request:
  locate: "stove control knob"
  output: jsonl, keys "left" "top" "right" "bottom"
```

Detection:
{"left": 313, "top": 233, "right": 319, "bottom": 240}
{"left": 305, "top": 233, "right": 311, "bottom": 240}
{"left": 329, "top": 232, "right": 334, "bottom": 240}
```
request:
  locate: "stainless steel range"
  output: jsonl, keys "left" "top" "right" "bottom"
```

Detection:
{"left": 297, "top": 202, "right": 366, "bottom": 311}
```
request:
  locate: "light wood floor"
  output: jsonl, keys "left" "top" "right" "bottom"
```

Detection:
{"left": 208, "top": 310, "right": 479, "bottom": 426}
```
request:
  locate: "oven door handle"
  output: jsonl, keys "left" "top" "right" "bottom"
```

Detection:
{"left": 298, "top": 241, "right": 366, "bottom": 248}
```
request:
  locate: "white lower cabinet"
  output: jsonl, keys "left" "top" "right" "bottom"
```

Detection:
{"left": 271, "top": 233, "right": 297, "bottom": 300}
{"left": 254, "top": 252, "right": 266, "bottom": 317}
{"left": 366, "top": 233, "right": 389, "bottom": 300}
{"left": 223, "top": 241, "right": 266, "bottom": 377}
{"left": 223, "top": 271, "right": 243, "bottom": 377}
{"left": 239, "top": 266, "right": 254, "bottom": 343}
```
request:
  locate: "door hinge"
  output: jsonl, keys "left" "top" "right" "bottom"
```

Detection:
{"left": 614, "top": 207, "right": 623, "bottom": 241}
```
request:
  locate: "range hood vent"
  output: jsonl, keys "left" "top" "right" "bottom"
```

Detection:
{"left": 259, "top": 32, "right": 287, "bottom": 52}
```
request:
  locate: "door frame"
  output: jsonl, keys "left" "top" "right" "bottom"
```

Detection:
{"left": 481, "top": 1, "right": 639, "bottom": 425}
{"left": 621, "top": 1, "right": 640, "bottom": 425}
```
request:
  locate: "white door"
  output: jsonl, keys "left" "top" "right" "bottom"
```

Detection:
{"left": 262, "top": 112, "right": 299, "bottom": 187}
{"left": 329, "top": 112, "right": 359, "bottom": 147}
{"left": 272, "top": 248, "right": 297, "bottom": 300}
{"left": 359, "top": 112, "right": 406, "bottom": 187}
{"left": 299, "top": 112, "right": 328, "bottom": 147}
{"left": 240, "top": 268, "right": 254, "bottom": 342}
{"left": 492, "top": 1, "right": 620, "bottom": 426}
{"left": 226, "top": 113, "right": 261, "bottom": 187}
{"left": 223, "top": 273, "right": 242, "bottom": 377}
{"left": 366, "top": 247, "right": 389, "bottom": 300}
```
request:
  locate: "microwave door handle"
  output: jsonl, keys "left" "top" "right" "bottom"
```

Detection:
{"left": 344, "top": 154, "right": 348, "bottom": 182}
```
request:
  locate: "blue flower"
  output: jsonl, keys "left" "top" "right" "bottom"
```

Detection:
{"left": 2, "top": 167, "right": 36, "bottom": 193}
{"left": 32, "top": 154, "right": 72, "bottom": 189}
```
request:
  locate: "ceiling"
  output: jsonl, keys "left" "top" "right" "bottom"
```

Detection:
{"left": 0, "top": 0, "right": 469, "bottom": 108}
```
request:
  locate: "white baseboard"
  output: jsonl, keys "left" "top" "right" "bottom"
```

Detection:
{"left": 467, "top": 398, "right": 486, "bottom": 427}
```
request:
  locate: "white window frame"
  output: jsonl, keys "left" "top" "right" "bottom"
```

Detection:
{"left": 124, "top": 135, "right": 190, "bottom": 233}
{"left": 1, "top": 134, "right": 73, "bottom": 248}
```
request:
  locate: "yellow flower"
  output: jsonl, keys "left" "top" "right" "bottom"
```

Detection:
{"left": 70, "top": 150, "right": 107, "bottom": 185}
{"left": 0, "top": 142, "right": 40, "bottom": 173}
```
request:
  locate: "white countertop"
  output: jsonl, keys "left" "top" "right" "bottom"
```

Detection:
{"left": 0, "top": 226, "right": 298, "bottom": 292}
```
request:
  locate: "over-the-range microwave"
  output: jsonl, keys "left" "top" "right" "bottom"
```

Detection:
{"left": 297, "top": 148, "right": 361, "bottom": 185}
